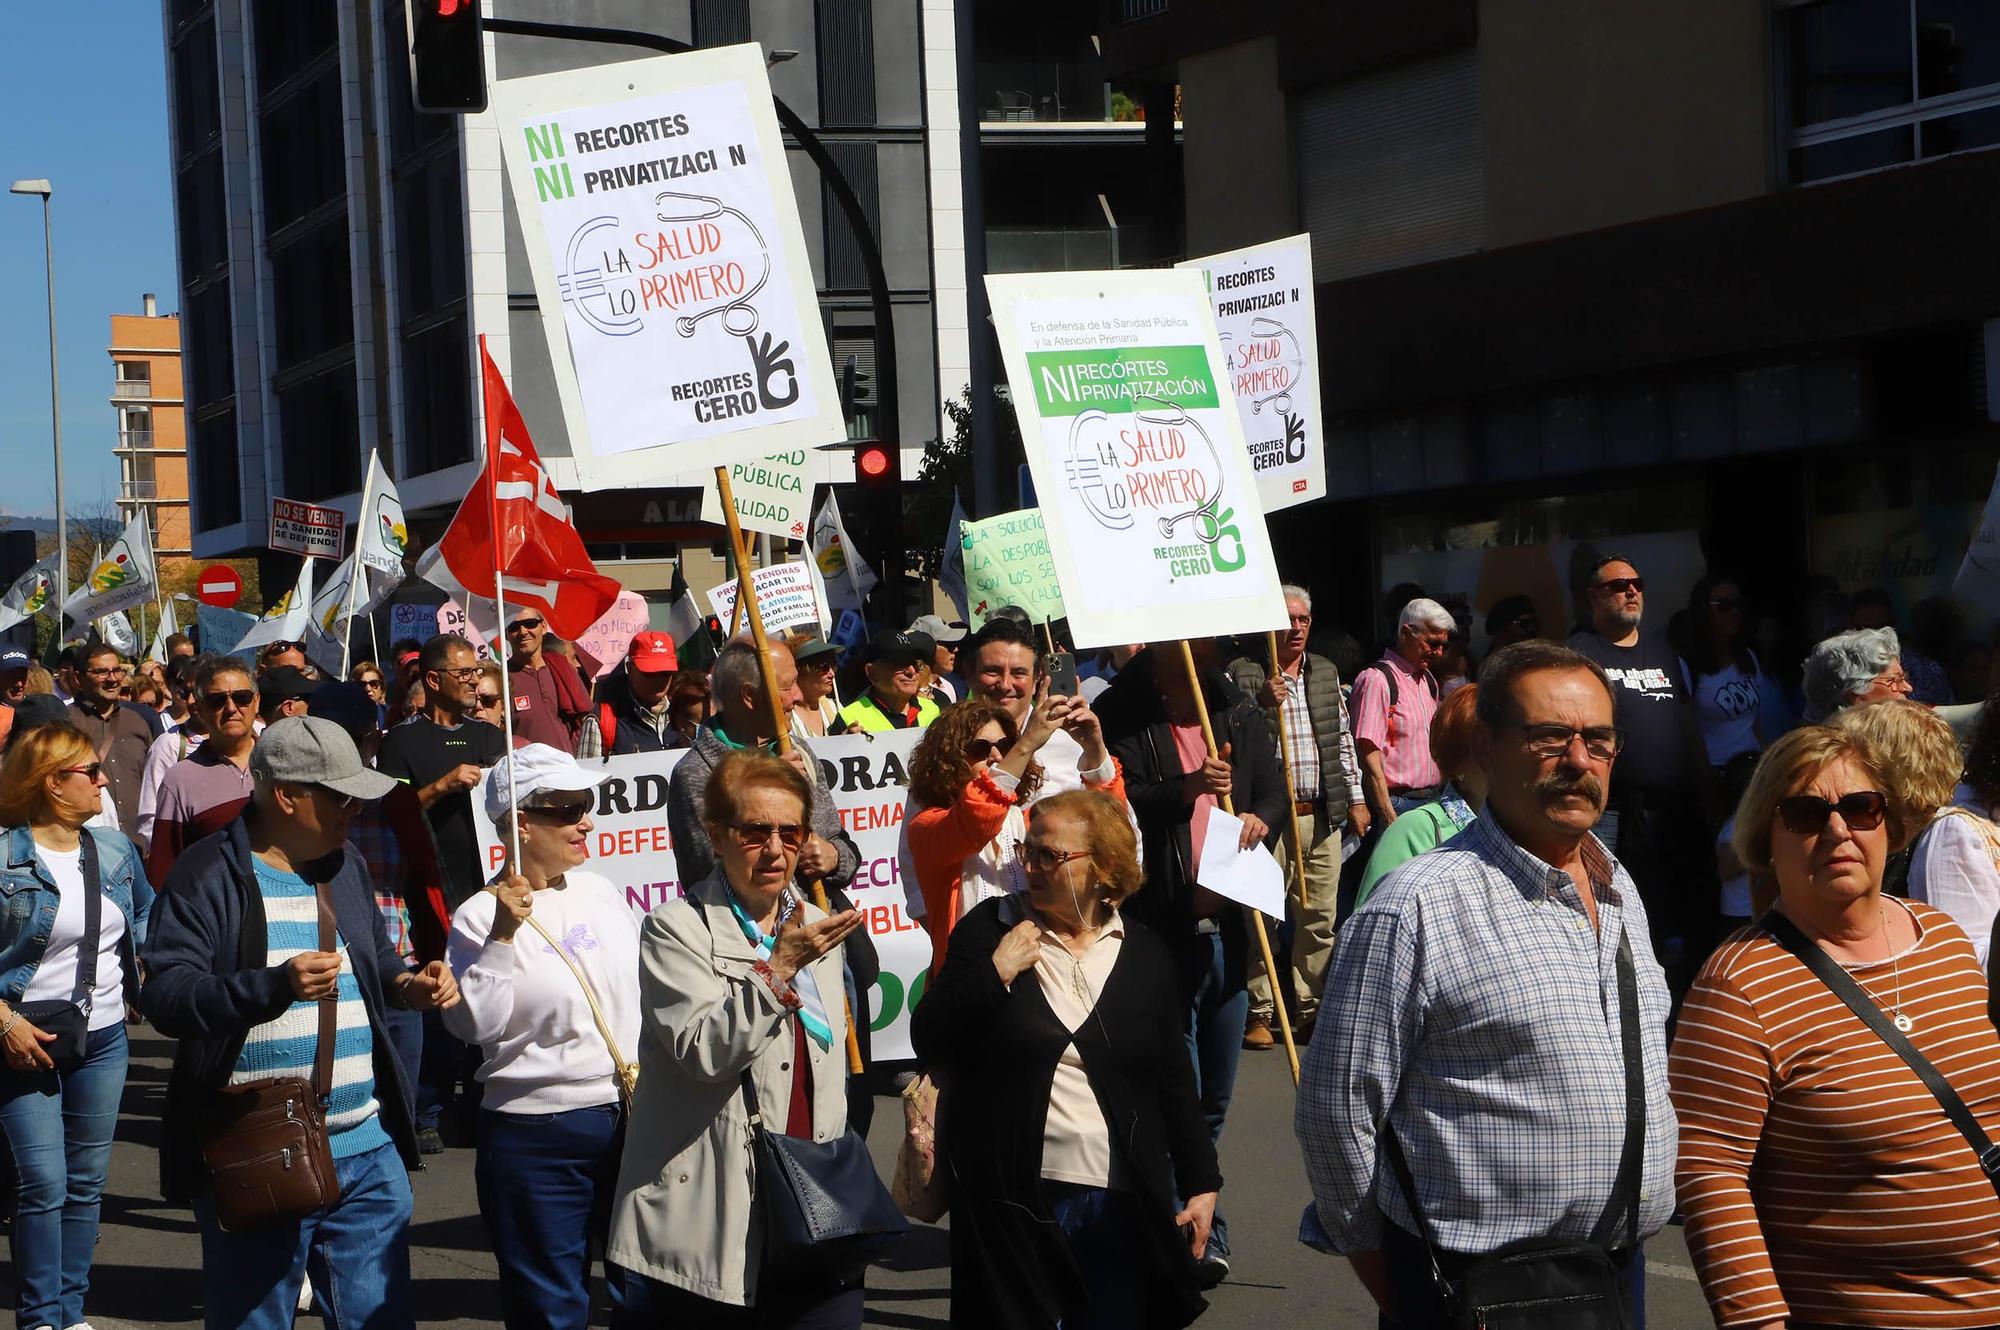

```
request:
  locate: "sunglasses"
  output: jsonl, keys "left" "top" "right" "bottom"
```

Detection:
{"left": 729, "top": 821, "right": 808, "bottom": 851}
{"left": 1593, "top": 577, "right": 1645, "bottom": 596}
{"left": 1778, "top": 791, "right": 1887, "bottom": 835}
{"left": 507, "top": 618, "right": 544, "bottom": 632}
{"left": 964, "top": 737, "right": 1014, "bottom": 763}
{"left": 1018, "top": 843, "right": 1090, "bottom": 873}
{"left": 58, "top": 763, "right": 103, "bottom": 781}
{"left": 476, "top": 693, "right": 503, "bottom": 708}
{"left": 1709, "top": 597, "right": 1743, "bottom": 614}
{"left": 523, "top": 796, "right": 592, "bottom": 824}
{"left": 204, "top": 688, "right": 257, "bottom": 711}
{"left": 360, "top": 677, "right": 385, "bottom": 691}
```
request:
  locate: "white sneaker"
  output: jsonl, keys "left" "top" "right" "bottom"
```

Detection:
{"left": 63, "top": 1322, "right": 97, "bottom": 1330}
{"left": 298, "top": 1271, "right": 316, "bottom": 1311}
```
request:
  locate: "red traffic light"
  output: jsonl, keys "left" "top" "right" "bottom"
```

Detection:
{"left": 856, "top": 443, "right": 893, "bottom": 480}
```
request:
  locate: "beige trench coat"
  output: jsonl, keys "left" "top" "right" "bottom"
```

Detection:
{"left": 606, "top": 868, "right": 852, "bottom": 1306}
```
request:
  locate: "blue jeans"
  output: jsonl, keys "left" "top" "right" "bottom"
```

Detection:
{"left": 416, "top": 1009, "right": 478, "bottom": 1133}
{"left": 379, "top": 1004, "right": 422, "bottom": 1126}
{"left": 196, "top": 1137, "right": 414, "bottom": 1330}
{"left": 1176, "top": 920, "right": 1247, "bottom": 1257}
{"left": 1047, "top": 1183, "right": 1148, "bottom": 1330}
{"left": 0, "top": 1021, "right": 128, "bottom": 1330}
{"left": 475, "top": 1104, "right": 624, "bottom": 1330}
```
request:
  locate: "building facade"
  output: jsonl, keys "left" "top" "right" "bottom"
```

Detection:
{"left": 161, "top": 0, "right": 955, "bottom": 605}
{"left": 109, "top": 294, "right": 192, "bottom": 573}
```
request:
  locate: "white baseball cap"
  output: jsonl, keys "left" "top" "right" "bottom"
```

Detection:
{"left": 483, "top": 742, "right": 610, "bottom": 822}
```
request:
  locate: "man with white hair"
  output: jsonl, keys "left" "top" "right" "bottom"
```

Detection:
{"left": 1801, "top": 626, "right": 1913, "bottom": 721}
{"left": 1349, "top": 598, "right": 1453, "bottom": 829}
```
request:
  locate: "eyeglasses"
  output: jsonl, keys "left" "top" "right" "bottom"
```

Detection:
{"left": 1874, "top": 669, "right": 1913, "bottom": 692}
{"left": 85, "top": 667, "right": 126, "bottom": 679}
{"left": 204, "top": 689, "right": 257, "bottom": 712}
{"left": 964, "top": 737, "right": 1014, "bottom": 762}
{"left": 1513, "top": 724, "right": 1627, "bottom": 760}
{"left": 58, "top": 763, "right": 103, "bottom": 781}
{"left": 1592, "top": 577, "right": 1645, "bottom": 596}
{"left": 1017, "top": 843, "right": 1091, "bottom": 873}
{"left": 1777, "top": 791, "right": 1887, "bottom": 836}
{"left": 435, "top": 666, "right": 483, "bottom": 683}
{"left": 890, "top": 661, "right": 923, "bottom": 677}
{"left": 476, "top": 693, "right": 503, "bottom": 708}
{"left": 729, "top": 821, "right": 808, "bottom": 851}
{"left": 360, "top": 677, "right": 385, "bottom": 691}
{"left": 507, "top": 618, "right": 544, "bottom": 632}
{"left": 523, "top": 796, "right": 593, "bottom": 824}
{"left": 1709, "top": 597, "right": 1743, "bottom": 614}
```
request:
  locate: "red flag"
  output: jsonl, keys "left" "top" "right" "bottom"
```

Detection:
{"left": 414, "top": 339, "right": 621, "bottom": 641}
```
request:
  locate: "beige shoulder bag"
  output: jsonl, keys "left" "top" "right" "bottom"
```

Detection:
{"left": 515, "top": 906, "right": 639, "bottom": 1115}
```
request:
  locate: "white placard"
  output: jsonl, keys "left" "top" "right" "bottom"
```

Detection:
{"left": 471, "top": 732, "right": 933, "bottom": 1061}
{"left": 1179, "top": 234, "right": 1325, "bottom": 512}
{"left": 986, "top": 268, "right": 1289, "bottom": 649}
{"left": 706, "top": 561, "right": 826, "bottom": 635}
{"left": 269, "top": 498, "right": 346, "bottom": 560}
{"left": 1193, "top": 807, "right": 1287, "bottom": 921}
{"left": 495, "top": 45, "right": 846, "bottom": 490}
{"left": 698, "top": 447, "right": 816, "bottom": 540}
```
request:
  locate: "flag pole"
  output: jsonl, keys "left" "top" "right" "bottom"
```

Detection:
{"left": 716, "top": 464, "right": 865, "bottom": 1076}
{"left": 339, "top": 453, "right": 378, "bottom": 677}
{"left": 483, "top": 337, "right": 523, "bottom": 871}
{"left": 1178, "top": 639, "right": 1300, "bottom": 1087}
{"left": 1268, "top": 631, "right": 1312, "bottom": 913}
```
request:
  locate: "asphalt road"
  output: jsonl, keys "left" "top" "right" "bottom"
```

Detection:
{"left": 3, "top": 1029, "right": 1719, "bottom": 1328}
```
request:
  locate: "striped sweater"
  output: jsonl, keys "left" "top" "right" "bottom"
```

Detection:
{"left": 1670, "top": 899, "right": 2000, "bottom": 1327}
{"left": 231, "top": 860, "right": 389, "bottom": 1159}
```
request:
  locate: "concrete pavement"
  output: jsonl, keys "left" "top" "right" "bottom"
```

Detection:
{"left": 4, "top": 1029, "right": 1718, "bottom": 1328}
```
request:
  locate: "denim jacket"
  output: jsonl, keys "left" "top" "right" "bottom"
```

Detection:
{"left": 0, "top": 824, "right": 154, "bottom": 1008}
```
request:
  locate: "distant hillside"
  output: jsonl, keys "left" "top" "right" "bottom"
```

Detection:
{"left": 0, "top": 515, "right": 122, "bottom": 541}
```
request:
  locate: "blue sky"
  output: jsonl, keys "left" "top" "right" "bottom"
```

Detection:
{"left": 0, "top": 9, "right": 176, "bottom": 522}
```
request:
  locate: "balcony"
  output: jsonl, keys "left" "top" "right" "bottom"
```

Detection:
{"left": 112, "top": 380, "right": 154, "bottom": 399}
{"left": 114, "top": 430, "right": 155, "bottom": 452}
{"left": 120, "top": 480, "right": 162, "bottom": 502}
{"left": 977, "top": 60, "right": 1153, "bottom": 126}
{"left": 1117, "top": 0, "right": 1169, "bottom": 20}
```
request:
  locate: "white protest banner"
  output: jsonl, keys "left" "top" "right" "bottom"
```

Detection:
{"left": 1955, "top": 461, "right": 2000, "bottom": 619}
{"left": 699, "top": 448, "right": 815, "bottom": 540}
{"left": 1179, "top": 234, "right": 1324, "bottom": 512}
{"left": 471, "top": 731, "right": 933, "bottom": 1060}
{"left": 986, "top": 268, "right": 1289, "bottom": 649}
{"left": 269, "top": 498, "right": 346, "bottom": 561}
{"left": 437, "top": 599, "right": 495, "bottom": 660}
{"left": 707, "top": 561, "right": 824, "bottom": 636}
{"left": 575, "top": 590, "right": 652, "bottom": 679}
{"left": 961, "top": 508, "right": 1065, "bottom": 627}
{"left": 495, "top": 45, "right": 845, "bottom": 490}
{"left": 197, "top": 603, "right": 257, "bottom": 659}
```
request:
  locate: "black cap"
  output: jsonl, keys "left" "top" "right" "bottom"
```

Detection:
{"left": 9, "top": 694, "right": 71, "bottom": 739}
{"left": 865, "top": 630, "right": 931, "bottom": 667}
{"left": 262, "top": 665, "right": 317, "bottom": 703}
{"left": 309, "top": 681, "right": 379, "bottom": 738}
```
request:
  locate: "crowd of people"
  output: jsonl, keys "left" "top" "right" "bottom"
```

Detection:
{"left": 3, "top": 552, "right": 2000, "bottom": 1329}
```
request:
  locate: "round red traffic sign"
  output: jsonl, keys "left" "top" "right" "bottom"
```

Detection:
{"left": 195, "top": 565, "right": 243, "bottom": 609}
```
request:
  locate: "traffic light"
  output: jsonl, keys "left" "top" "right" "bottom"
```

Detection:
{"left": 853, "top": 440, "right": 897, "bottom": 491}
{"left": 839, "top": 353, "right": 873, "bottom": 435}
{"left": 407, "top": 0, "right": 487, "bottom": 114}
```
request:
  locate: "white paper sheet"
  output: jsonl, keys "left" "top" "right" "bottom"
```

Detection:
{"left": 1194, "top": 806, "right": 1287, "bottom": 921}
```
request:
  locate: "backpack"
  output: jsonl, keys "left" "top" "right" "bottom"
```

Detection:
{"left": 1360, "top": 659, "right": 1440, "bottom": 708}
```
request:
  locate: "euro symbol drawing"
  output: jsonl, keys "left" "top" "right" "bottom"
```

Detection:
{"left": 558, "top": 216, "right": 642, "bottom": 337}
{"left": 655, "top": 190, "right": 772, "bottom": 338}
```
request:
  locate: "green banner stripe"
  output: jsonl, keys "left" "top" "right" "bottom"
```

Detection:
{"left": 1026, "top": 346, "right": 1218, "bottom": 417}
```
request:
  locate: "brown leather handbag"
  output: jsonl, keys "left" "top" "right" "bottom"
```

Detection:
{"left": 198, "top": 881, "right": 342, "bottom": 1232}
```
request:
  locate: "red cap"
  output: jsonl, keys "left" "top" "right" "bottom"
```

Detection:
{"left": 627, "top": 631, "right": 678, "bottom": 674}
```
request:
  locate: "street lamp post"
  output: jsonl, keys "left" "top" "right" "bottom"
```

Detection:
{"left": 11, "top": 178, "right": 66, "bottom": 619}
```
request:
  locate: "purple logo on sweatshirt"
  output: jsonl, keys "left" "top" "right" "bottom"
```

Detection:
{"left": 542, "top": 923, "right": 598, "bottom": 957}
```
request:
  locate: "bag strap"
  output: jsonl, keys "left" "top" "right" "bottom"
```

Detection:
{"left": 520, "top": 910, "right": 637, "bottom": 1089}
{"left": 312, "top": 880, "right": 336, "bottom": 1102}
{"left": 1766, "top": 910, "right": 2000, "bottom": 1200}
{"left": 72, "top": 833, "right": 103, "bottom": 1011}
{"left": 1362, "top": 659, "right": 1400, "bottom": 709}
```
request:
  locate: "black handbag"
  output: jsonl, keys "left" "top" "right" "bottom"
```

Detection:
{"left": 1766, "top": 912, "right": 2000, "bottom": 1200}
{"left": 15, "top": 834, "right": 106, "bottom": 1077}
{"left": 740, "top": 1062, "right": 908, "bottom": 1272}
{"left": 1383, "top": 927, "right": 1643, "bottom": 1330}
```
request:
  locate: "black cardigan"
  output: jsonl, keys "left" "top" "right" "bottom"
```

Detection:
{"left": 910, "top": 896, "right": 1222, "bottom": 1330}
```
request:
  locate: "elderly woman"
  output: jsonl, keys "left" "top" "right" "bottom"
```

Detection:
{"left": 444, "top": 743, "right": 638, "bottom": 1330}
{"left": 1801, "top": 626, "right": 1913, "bottom": 721}
{"left": 0, "top": 723, "right": 153, "bottom": 1330}
{"left": 912, "top": 789, "right": 1220, "bottom": 1330}
{"left": 473, "top": 660, "right": 510, "bottom": 734}
{"left": 1671, "top": 724, "right": 2000, "bottom": 1329}
{"left": 1354, "top": 684, "right": 1483, "bottom": 908}
{"left": 608, "top": 751, "right": 866, "bottom": 1328}
{"left": 1831, "top": 699, "right": 2000, "bottom": 965}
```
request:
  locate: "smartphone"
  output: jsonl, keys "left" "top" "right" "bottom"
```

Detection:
{"left": 1045, "top": 651, "right": 1078, "bottom": 697}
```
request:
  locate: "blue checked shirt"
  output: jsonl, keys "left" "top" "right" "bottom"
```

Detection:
{"left": 1297, "top": 814, "right": 1678, "bottom": 1255}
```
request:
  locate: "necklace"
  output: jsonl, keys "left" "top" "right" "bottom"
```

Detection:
{"left": 1874, "top": 901, "right": 1913, "bottom": 1034}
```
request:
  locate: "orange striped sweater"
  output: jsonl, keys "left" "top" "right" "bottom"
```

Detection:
{"left": 1670, "top": 899, "right": 2000, "bottom": 1328}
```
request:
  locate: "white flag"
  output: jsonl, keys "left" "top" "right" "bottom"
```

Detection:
{"left": 0, "top": 554, "right": 59, "bottom": 633}
{"left": 146, "top": 599, "right": 180, "bottom": 664}
{"left": 63, "top": 513, "right": 156, "bottom": 626}
{"left": 810, "top": 491, "right": 876, "bottom": 615}
{"left": 305, "top": 553, "right": 367, "bottom": 674}
{"left": 354, "top": 451, "right": 409, "bottom": 612}
{"left": 939, "top": 490, "right": 969, "bottom": 622}
{"left": 235, "top": 558, "right": 315, "bottom": 654}
{"left": 95, "top": 611, "right": 139, "bottom": 657}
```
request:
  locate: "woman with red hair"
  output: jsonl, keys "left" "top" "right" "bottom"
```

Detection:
{"left": 1354, "top": 684, "right": 1484, "bottom": 907}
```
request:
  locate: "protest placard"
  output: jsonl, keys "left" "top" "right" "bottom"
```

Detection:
{"left": 437, "top": 599, "right": 495, "bottom": 660}
{"left": 388, "top": 602, "right": 439, "bottom": 650}
{"left": 706, "top": 561, "right": 825, "bottom": 635}
{"left": 196, "top": 604, "right": 258, "bottom": 659}
{"left": 960, "top": 508, "right": 1065, "bottom": 627}
{"left": 269, "top": 498, "right": 346, "bottom": 560}
{"left": 986, "top": 268, "right": 1289, "bottom": 648}
{"left": 471, "top": 731, "right": 932, "bottom": 1058}
{"left": 1179, "top": 234, "right": 1325, "bottom": 512}
{"left": 697, "top": 447, "right": 845, "bottom": 540}
{"left": 575, "top": 590, "right": 652, "bottom": 678}
{"left": 494, "top": 45, "right": 845, "bottom": 490}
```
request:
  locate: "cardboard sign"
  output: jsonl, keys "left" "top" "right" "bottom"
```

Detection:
{"left": 698, "top": 447, "right": 840, "bottom": 540}
{"left": 960, "top": 508, "right": 1065, "bottom": 627}
{"left": 575, "top": 590, "right": 653, "bottom": 679}
{"left": 471, "top": 731, "right": 933, "bottom": 1059}
{"left": 986, "top": 269, "right": 1289, "bottom": 650}
{"left": 196, "top": 603, "right": 258, "bottom": 659}
{"left": 495, "top": 45, "right": 845, "bottom": 490}
{"left": 1179, "top": 234, "right": 1325, "bottom": 512}
{"left": 706, "top": 561, "right": 825, "bottom": 635}
{"left": 269, "top": 498, "right": 346, "bottom": 560}
{"left": 437, "top": 599, "right": 496, "bottom": 660}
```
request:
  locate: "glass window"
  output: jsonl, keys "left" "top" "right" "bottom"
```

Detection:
{"left": 184, "top": 279, "right": 234, "bottom": 409}
{"left": 252, "top": 0, "right": 338, "bottom": 93}
{"left": 1788, "top": 0, "right": 1913, "bottom": 127}
{"left": 270, "top": 220, "right": 354, "bottom": 372}
{"left": 1918, "top": 0, "right": 2000, "bottom": 97}
{"left": 692, "top": 0, "right": 751, "bottom": 47}
{"left": 1921, "top": 103, "right": 2000, "bottom": 154}
{"left": 402, "top": 316, "right": 472, "bottom": 473}
{"left": 172, "top": 13, "right": 222, "bottom": 150}
{"left": 818, "top": 0, "right": 877, "bottom": 128}
{"left": 191, "top": 402, "right": 241, "bottom": 529}
{"left": 259, "top": 71, "right": 346, "bottom": 234}
{"left": 277, "top": 365, "right": 361, "bottom": 501}
{"left": 1789, "top": 124, "right": 1914, "bottom": 180}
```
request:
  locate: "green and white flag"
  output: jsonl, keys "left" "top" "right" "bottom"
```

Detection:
{"left": 95, "top": 610, "right": 139, "bottom": 657}
{"left": 354, "top": 451, "right": 409, "bottom": 606}
{"left": 145, "top": 598, "right": 180, "bottom": 664}
{"left": 0, "top": 554, "right": 59, "bottom": 633}
{"left": 235, "top": 558, "right": 315, "bottom": 655}
{"left": 62, "top": 512, "right": 156, "bottom": 626}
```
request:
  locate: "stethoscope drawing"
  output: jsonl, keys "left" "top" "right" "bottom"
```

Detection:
{"left": 1239, "top": 316, "right": 1302, "bottom": 416}
{"left": 653, "top": 190, "right": 773, "bottom": 338}
{"left": 1135, "top": 395, "right": 1227, "bottom": 543}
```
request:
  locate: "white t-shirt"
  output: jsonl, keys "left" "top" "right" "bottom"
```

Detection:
{"left": 1909, "top": 801, "right": 2000, "bottom": 968}
{"left": 1681, "top": 655, "right": 1763, "bottom": 766}
{"left": 18, "top": 843, "right": 130, "bottom": 1030}
{"left": 1717, "top": 814, "right": 1752, "bottom": 920}
{"left": 442, "top": 869, "right": 642, "bottom": 1114}
{"left": 137, "top": 728, "right": 204, "bottom": 848}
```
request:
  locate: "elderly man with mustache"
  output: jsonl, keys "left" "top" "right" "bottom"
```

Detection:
{"left": 1296, "top": 641, "right": 1678, "bottom": 1330}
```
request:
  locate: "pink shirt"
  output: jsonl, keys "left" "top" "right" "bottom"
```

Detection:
{"left": 1348, "top": 650, "right": 1442, "bottom": 792}
{"left": 1172, "top": 722, "right": 1216, "bottom": 866}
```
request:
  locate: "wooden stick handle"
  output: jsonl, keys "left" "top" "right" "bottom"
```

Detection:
{"left": 1176, "top": 642, "right": 1300, "bottom": 1087}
